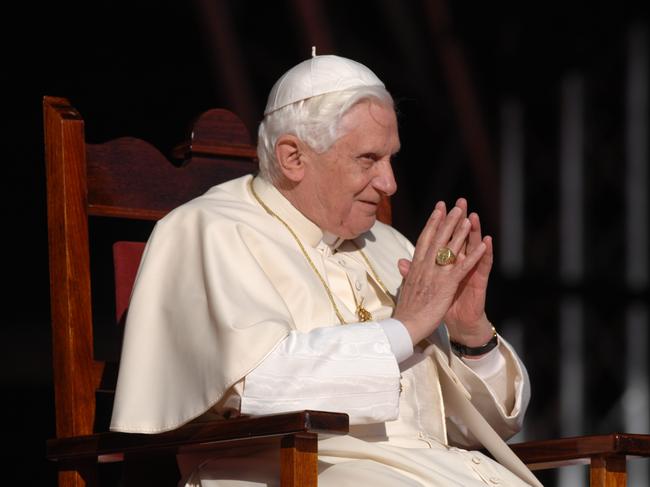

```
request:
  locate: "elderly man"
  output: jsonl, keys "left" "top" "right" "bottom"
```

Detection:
{"left": 111, "top": 55, "right": 541, "bottom": 487}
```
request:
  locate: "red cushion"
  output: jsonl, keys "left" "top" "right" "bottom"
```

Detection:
{"left": 113, "top": 241, "right": 146, "bottom": 325}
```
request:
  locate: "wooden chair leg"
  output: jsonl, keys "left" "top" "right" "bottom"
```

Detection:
{"left": 281, "top": 433, "right": 318, "bottom": 487}
{"left": 590, "top": 455, "right": 627, "bottom": 487}
{"left": 58, "top": 461, "right": 96, "bottom": 487}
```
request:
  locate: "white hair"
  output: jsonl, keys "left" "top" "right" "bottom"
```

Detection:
{"left": 257, "top": 86, "right": 394, "bottom": 182}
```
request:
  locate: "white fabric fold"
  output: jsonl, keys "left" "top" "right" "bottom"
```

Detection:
{"left": 461, "top": 346, "right": 504, "bottom": 377}
{"left": 431, "top": 344, "right": 542, "bottom": 487}
{"left": 111, "top": 173, "right": 535, "bottom": 486}
{"left": 241, "top": 323, "right": 401, "bottom": 424}
{"left": 379, "top": 317, "right": 414, "bottom": 363}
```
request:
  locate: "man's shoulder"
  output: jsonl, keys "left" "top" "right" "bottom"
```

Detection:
{"left": 366, "top": 220, "right": 414, "bottom": 254}
{"left": 160, "top": 174, "right": 259, "bottom": 225}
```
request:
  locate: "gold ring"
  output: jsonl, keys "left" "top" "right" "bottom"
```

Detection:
{"left": 435, "top": 247, "right": 456, "bottom": 266}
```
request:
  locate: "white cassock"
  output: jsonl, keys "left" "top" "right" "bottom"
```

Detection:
{"left": 110, "top": 175, "right": 542, "bottom": 487}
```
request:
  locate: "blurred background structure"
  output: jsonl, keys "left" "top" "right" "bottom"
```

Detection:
{"left": 3, "top": 1, "right": 649, "bottom": 485}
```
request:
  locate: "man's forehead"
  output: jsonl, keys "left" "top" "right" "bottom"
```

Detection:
{"left": 347, "top": 134, "right": 401, "bottom": 154}
{"left": 338, "top": 104, "right": 400, "bottom": 152}
{"left": 340, "top": 101, "right": 397, "bottom": 129}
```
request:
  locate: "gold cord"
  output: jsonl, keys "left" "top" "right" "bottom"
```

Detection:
{"left": 345, "top": 274, "right": 373, "bottom": 322}
{"left": 249, "top": 177, "right": 394, "bottom": 324}
{"left": 250, "top": 178, "right": 347, "bottom": 324}
{"left": 352, "top": 241, "right": 396, "bottom": 308}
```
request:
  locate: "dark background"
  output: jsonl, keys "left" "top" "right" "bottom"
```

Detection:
{"left": 3, "top": 1, "right": 649, "bottom": 484}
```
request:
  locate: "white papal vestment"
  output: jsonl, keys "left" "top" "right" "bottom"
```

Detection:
{"left": 111, "top": 175, "right": 541, "bottom": 487}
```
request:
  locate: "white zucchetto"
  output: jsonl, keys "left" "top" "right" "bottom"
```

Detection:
{"left": 264, "top": 55, "right": 385, "bottom": 115}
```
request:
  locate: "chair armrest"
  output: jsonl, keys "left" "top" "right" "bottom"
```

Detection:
{"left": 509, "top": 433, "right": 650, "bottom": 470}
{"left": 47, "top": 410, "right": 349, "bottom": 463}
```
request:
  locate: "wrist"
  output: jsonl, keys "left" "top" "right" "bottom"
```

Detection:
{"left": 449, "top": 325, "right": 498, "bottom": 358}
{"left": 447, "top": 314, "right": 493, "bottom": 347}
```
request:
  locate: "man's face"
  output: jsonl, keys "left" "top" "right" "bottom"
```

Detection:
{"left": 300, "top": 100, "right": 400, "bottom": 239}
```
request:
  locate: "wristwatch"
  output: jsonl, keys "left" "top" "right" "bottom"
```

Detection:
{"left": 450, "top": 326, "right": 499, "bottom": 357}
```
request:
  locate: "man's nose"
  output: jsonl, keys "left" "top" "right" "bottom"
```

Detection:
{"left": 372, "top": 159, "right": 397, "bottom": 196}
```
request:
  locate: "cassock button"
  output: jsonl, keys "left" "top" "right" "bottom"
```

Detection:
{"left": 471, "top": 456, "right": 481, "bottom": 464}
{"left": 489, "top": 477, "right": 501, "bottom": 484}
{"left": 355, "top": 280, "right": 362, "bottom": 290}
{"left": 338, "top": 259, "right": 346, "bottom": 266}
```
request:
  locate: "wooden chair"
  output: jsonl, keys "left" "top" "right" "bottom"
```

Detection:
{"left": 44, "top": 96, "right": 349, "bottom": 487}
{"left": 511, "top": 433, "right": 650, "bottom": 486}
{"left": 44, "top": 95, "right": 649, "bottom": 487}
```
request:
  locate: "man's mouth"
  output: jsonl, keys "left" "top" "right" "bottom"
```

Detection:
{"left": 359, "top": 199, "right": 379, "bottom": 206}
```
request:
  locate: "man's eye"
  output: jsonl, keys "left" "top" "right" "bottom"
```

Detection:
{"left": 359, "top": 153, "right": 377, "bottom": 162}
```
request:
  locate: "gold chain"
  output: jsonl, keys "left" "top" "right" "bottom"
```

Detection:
{"left": 249, "top": 177, "right": 395, "bottom": 324}
{"left": 351, "top": 240, "right": 396, "bottom": 308}
{"left": 345, "top": 274, "right": 373, "bottom": 322}
{"left": 250, "top": 178, "right": 347, "bottom": 324}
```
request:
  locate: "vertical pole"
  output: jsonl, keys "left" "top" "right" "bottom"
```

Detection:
{"left": 44, "top": 96, "right": 101, "bottom": 487}
{"left": 558, "top": 75, "right": 586, "bottom": 487}
{"left": 624, "top": 23, "right": 649, "bottom": 487}
{"left": 590, "top": 455, "right": 627, "bottom": 487}
{"left": 280, "top": 433, "right": 318, "bottom": 487}
{"left": 499, "top": 97, "right": 527, "bottom": 442}
{"left": 500, "top": 98, "right": 525, "bottom": 278}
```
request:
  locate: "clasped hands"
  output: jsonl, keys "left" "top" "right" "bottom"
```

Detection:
{"left": 393, "top": 198, "right": 495, "bottom": 349}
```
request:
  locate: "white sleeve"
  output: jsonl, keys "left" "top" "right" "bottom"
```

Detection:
{"left": 460, "top": 346, "right": 509, "bottom": 403}
{"left": 240, "top": 321, "right": 403, "bottom": 424}
{"left": 379, "top": 317, "right": 414, "bottom": 363}
{"left": 446, "top": 336, "right": 531, "bottom": 446}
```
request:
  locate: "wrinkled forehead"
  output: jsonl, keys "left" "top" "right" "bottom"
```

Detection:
{"left": 336, "top": 101, "right": 400, "bottom": 152}
{"left": 339, "top": 98, "right": 397, "bottom": 130}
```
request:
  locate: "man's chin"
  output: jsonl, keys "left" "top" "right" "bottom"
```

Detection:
{"left": 341, "top": 217, "right": 377, "bottom": 240}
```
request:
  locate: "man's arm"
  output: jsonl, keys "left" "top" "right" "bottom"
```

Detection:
{"left": 438, "top": 331, "right": 531, "bottom": 448}
{"left": 240, "top": 319, "right": 411, "bottom": 424}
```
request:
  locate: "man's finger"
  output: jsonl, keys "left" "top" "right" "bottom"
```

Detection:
{"left": 446, "top": 217, "right": 471, "bottom": 257}
{"left": 398, "top": 258, "right": 411, "bottom": 278}
{"left": 429, "top": 205, "right": 464, "bottom": 252}
{"left": 466, "top": 212, "right": 482, "bottom": 253}
{"left": 452, "top": 241, "right": 487, "bottom": 278}
{"left": 455, "top": 198, "right": 468, "bottom": 220}
{"left": 475, "top": 235, "right": 493, "bottom": 275}
{"left": 412, "top": 202, "right": 445, "bottom": 263}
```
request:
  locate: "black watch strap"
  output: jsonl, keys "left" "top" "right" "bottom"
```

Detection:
{"left": 450, "top": 327, "right": 499, "bottom": 357}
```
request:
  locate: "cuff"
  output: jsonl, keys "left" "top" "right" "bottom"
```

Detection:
{"left": 379, "top": 318, "right": 414, "bottom": 363}
{"left": 459, "top": 343, "right": 505, "bottom": 380}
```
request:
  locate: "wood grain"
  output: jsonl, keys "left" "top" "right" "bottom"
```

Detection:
{"left": 45, "top": 96, "right": 350, "bottom": 487}
{"left": 281, "top": 433, "right": 318, "bottom": 487}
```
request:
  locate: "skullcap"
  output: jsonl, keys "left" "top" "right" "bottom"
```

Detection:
{"left": 264, "top": 55, "right": 385, "bottom": 116}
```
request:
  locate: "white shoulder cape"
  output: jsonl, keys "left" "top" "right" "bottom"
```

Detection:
{"left": 110, "top": 174, "right": 412, "bottom": 433}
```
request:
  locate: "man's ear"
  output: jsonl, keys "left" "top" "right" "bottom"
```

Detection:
{"left": 275, "top": 135, "right": 305, "bottom": 182}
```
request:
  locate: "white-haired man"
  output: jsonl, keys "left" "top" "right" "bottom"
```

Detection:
{"left": 111, "top": 55, "right": 542, "bottom": 487}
